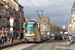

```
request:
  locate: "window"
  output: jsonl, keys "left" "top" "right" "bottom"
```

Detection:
{"left": 4, "top": 19, "right": 6, "bottom": 25}
{"left": 1, "top": 9, "right": 3, "bottom": 15}
{"left": 3, "top": 9, "right": 6, "bottom": 15}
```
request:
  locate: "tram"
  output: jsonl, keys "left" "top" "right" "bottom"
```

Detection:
{"left": 23, "top": 20, "right": 50, "bottom": 42}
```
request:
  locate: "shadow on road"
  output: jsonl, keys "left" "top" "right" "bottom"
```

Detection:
{"left": 23, "top": 37, "right": 68, "bottom": 44}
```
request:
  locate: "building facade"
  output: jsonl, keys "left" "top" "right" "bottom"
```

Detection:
{"left": 42, "top": 16, "right": 50, "bottom": 24}
{"left": 68, "top": 1, "right": 75, "bottom": 34}
{"left": 0, "top": 0, "right": 25, "bottom": 30}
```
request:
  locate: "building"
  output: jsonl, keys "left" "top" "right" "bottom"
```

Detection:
{"left": 18, "top": 4, "right": 24, "bottom": 30}
{"left": 42, "top": 16, "right": 50, "bottom": 24}
{"left": 68, "top": 1, "right": 75, "bottom": 34}
{"left": 42, "top": 16, "right": 51, "bottom": 31}
{"left": 0, "top": 0, "right": 25, "bottom": 30}
{"left": 68, "top": 20, "right": 72, "bottom": 34}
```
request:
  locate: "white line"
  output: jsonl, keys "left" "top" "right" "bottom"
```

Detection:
{"left": 32, "top": 43, "right": 48, "bottom": 50}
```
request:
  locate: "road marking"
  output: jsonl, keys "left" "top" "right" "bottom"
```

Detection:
{"left": 32, "top": 43, "right": 48, "bottom": 50}
{"left": 55, "top": 45, "right": 73, "bottom": 50}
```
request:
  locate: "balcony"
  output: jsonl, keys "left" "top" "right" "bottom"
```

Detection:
{"left": 8, "top": 7, "right": 13, "bottom": 13}
{"left": 19, "top": 10, "right": 24, "bottom": 13}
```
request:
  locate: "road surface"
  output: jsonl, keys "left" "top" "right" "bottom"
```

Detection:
{"left": 2, "top": 37, "right": 73, "bottom": 50}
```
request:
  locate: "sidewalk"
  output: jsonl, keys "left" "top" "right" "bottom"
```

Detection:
{"left": 0, "top": 39, "right": 24, "bottom": 49}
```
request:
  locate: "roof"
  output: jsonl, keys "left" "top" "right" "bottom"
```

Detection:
{"left": 72, "top": 1, "right": 75, "bottom": 8}
{"left": 19, "top": 4, "right": 23, "bottom": 8}
{"left": 14, "top": 0, "right": 23, "bottom": 8}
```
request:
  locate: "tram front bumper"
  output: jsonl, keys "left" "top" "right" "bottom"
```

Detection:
{"left": 25, "top": 37, "right": 36, "bottom": 42}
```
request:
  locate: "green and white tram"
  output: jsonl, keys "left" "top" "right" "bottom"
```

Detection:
{"left": 23, "top": 20, "right": 50, "bottom": 42}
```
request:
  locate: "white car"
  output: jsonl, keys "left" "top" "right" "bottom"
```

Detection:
{"left": 51, "top": 33, "right": 54, "bottom": 37}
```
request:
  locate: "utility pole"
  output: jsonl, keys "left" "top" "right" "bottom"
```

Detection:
{"left": 36, "top": 10, "right": 44, "bottom": 21}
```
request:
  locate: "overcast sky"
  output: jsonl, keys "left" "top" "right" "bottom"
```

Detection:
{"left": 18, "top": 0, "right": 75, "bottom": 28}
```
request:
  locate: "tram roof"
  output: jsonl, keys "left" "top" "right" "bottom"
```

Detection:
{"left": 26, "top": 20, "right": 36, "bottom": 22}
{"left": 25, "top": 20, "right": 50, "bottom": 27}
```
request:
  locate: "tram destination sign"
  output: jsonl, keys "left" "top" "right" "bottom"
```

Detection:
{"left": 27, "top": 22, "right": 35, "bottom": 24}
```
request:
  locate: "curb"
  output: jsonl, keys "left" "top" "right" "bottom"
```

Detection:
{"left": 0, "top": 41, "right": 24, "bottom": 49}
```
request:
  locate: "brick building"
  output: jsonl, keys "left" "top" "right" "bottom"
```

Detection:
{"left": 42, "top": 16, "right": 50, "bottom": 24}
{"left": 0, "top": 0, "right": 25, "bottom": 30}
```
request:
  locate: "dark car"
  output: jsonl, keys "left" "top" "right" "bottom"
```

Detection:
{"left": 54, "top": 33, "right": 64, "bottom": 40}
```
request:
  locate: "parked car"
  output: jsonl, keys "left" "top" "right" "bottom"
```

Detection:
{"left": 51, "top": 33, "right": 54, "bottom": 37}
{"left": 68, "top": 34, "right": 72, "bottom": 41}
{"left": 54, "top": 33, "right": 64, "bottom": 40}
{"left": 69, "top": 35, "right": 75, "bottom": 44}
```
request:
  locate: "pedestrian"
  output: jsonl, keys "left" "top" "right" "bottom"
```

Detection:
{"left": 1, "top": 27, "right": 6, "bottom": 45}
{"left": 13, "top": 30, "right": 16, "bottom": 42}
{"left": 16, "top": 30, "right": 19, "bottom": 41}
{"left": 9, "top": 31, "right": 13, "bottom": 43}
{"left": 0, "top": 30, "right": 2, "bottom": 45}
{"left": 5, "top": 28, "right": 8, "bottom": 43}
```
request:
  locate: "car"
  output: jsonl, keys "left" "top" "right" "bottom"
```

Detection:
{"left": 68, "top": 34, "right": 72, "bottom": 41}
{"left": 64, "top": 34, "right": 68, "bottom": 39}
{"left": 69, "top": 35, "right": 75, "bottom": 44}
{"left": 64, "top": 32, "right": 68, "bottom": 39}
{"left": 54, "top": 33, "right": 64, "bottom": 40}
{"left": 51, "top": 33, "right": 54, "bottom": 37}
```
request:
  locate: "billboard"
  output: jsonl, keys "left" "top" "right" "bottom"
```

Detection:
{"left": 69, "top": 27, "right": 71, "bottom": 30}
{"left": 10, "top": 17, "right": 14, "bottom": 23}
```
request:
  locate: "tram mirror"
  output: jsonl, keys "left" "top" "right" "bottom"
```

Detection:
{"left": 38, "top": 24, "right": 39, "bottom": 28}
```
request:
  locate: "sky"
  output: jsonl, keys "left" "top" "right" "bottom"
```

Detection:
{"left": 18, "top": 0, "right": 75, "bottom": 28}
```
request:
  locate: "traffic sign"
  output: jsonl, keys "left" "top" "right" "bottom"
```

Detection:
{"left": 10, "top": 17, "right": 14, "bottom": 23}
{"left": 69, "top": 27, "right": 71, "bottom": 30}
{"left": 10, "top": 23, "right": 13, "bottom": 26}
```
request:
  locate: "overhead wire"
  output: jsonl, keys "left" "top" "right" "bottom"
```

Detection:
{"left": 27, "top": 0, "right": 40, "bottom": 10}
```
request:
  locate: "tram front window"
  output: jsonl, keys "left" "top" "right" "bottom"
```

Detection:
{"left": 25, "top": 24, "right": 36, "bottom": 34}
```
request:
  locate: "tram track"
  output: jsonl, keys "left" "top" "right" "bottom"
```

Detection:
{"left": 1, "top": 42, "right": 35, "bottom": 50}
{"left": 1, "top": 39, "right": 49, "bottom": 50}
